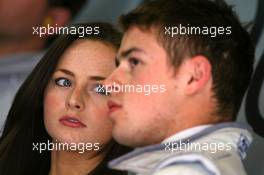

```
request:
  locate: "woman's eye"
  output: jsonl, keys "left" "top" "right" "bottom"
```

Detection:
{"left": 55, "top": 78, "right": 72, "bottom": 87}
{"left": 93, "top": 84, "right": 109, "bottom": 96}
{"left": 128, "top": 57, "right": 140, "bottom": 68}
{"left": 115, "top": 59, "right": 120, "bottom": 67}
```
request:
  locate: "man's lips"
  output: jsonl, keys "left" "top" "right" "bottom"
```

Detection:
{"left": 107, "top": 100, "right": 122, "bottom": 114}
{"left": 59, "top": 116, "right": 86, "bottom": 128}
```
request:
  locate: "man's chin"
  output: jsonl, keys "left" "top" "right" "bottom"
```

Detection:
{"left": 113, "top": 128, "right": 135, "bottom": 147}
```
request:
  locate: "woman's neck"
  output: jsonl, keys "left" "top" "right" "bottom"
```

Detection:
{"left": 49, "top": 148, "right": 107, "bottom": 175}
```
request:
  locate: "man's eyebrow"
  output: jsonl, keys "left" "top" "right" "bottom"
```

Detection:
{"left": 119, "top": 47, "right": 146, "bottom": 58}
{"left": 89, "top": 76, "right": 106, "bottom": 81}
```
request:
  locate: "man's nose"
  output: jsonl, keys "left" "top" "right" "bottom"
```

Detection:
{"left": 104, "top": 67, "right": 125, "bottom": 96}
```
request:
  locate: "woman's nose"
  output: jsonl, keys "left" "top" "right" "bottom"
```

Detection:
{"left": 66, "top": 87, "right": 85, "bottom": 111}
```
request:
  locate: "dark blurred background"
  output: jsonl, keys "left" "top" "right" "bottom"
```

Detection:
{"left": 0, "top": 0, "right": 263, "bottom": 174}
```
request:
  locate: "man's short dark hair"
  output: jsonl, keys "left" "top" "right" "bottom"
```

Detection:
{"left": 120, "top": 0, "right": 255, "bottom": 119}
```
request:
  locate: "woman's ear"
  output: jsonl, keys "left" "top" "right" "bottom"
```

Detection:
{"left": 184, "top": 56, "right": 212, "bottom": 95}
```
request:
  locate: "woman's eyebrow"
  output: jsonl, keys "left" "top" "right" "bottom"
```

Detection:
{"left": 54, "top": 69, "right": 106, "bottom": 80}
{"left": 55, "top": 69, "right": 74, "bottom": 77}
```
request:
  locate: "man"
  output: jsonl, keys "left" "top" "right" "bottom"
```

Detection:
{"left": 105, "top": 0, "right": 255, "bottom": 174}
{"left": 0, "top": 0, "right": 86, "bottom": 129}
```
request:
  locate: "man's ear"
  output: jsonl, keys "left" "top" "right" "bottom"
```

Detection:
{"left": 42, "top": 7, "right": 71, "bottom": 35}
{"left": 184, "top": 56, "right": 212, "bottom": 95}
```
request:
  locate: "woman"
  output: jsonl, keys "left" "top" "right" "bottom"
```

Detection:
{"left": 0, "top": 22, "right": 130, "bottom": 175}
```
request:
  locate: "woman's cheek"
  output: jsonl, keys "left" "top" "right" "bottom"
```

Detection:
{"left": 93, "top": 102, "right": 109, "bottom": 118}
{"left": 98, "top": 106, "right": 113, "bottom": 130}
{"left": 44, "top": 89, "right": 65, "bottom": 119}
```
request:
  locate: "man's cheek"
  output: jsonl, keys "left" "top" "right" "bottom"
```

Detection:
{"left": 124, "top": 94, "right": 144, "bottom": 111}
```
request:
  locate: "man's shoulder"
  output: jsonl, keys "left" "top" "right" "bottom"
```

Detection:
{"left": 150, "top": 150, "right": 247, "bottom": 175}
{"left": 153, "top": 163, "right": 213, "bottom": 175}
{"left": 109, "top": 123, "right": 251, "bottom": 175}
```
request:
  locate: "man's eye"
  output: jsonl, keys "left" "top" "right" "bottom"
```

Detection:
{"left": 128, "top": 57, "right": 140, "bottom": 68}
{"left": 55, "top": 78, "right": 72, "bottom": 87}
{"left": 93, "top": 84, "right": 110, "bottom": 96}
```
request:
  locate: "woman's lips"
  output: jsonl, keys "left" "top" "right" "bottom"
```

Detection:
{"left": 107, "top": 100, "right": 122, "bottom": 115}
{"left": 59, "top": 116, "right": 86, "bottom": 128}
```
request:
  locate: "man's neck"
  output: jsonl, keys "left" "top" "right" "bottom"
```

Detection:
{"left": 163, "top": 110, "right": 225, "bottom": 144}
